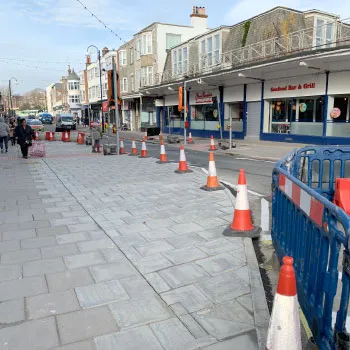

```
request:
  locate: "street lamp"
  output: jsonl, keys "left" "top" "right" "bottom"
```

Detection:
{"left": 9, "top": 77, "right": 18, "bottom": 115}
{"left": 86, "top": 45, "right": 105, "bottom": 132}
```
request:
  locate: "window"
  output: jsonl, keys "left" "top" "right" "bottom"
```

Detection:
{"left": 69, "top": 95, "right": 80, "bottom": 104}
{"left": 130, "top": 48, "right": 134, "bottom": 64}
{"left": 166, "top": 34, "right": 181, "bottom": 50}
{"left": 315, "top": 17, "right": 334, "bottom": 48}
{"left": 147, "top": 66, "right": 153, "bottom": 86}
{"left": 81, "top": 91, "right": 85, "bottom": 102}
{"left": 121, "top": 78, "right": 128, "bottom": 93}
{"left": 94, "top": 67, "right": 99, "bottom": 78}
{"left": 103, "top": 83, "right": 107, "bottom": 98}
{"left": 183, "top": 47, "right": 188, "bottom": 74}
{"left": 214, "top": 34, "right": 220, "bottom": 65}
{"left": 136, "top": 69, "right": 141, "bottom": 88}
{"left": 136, "top": 40, "right": 141, "bottom": 60}
{"left": 207, "top": 37, "right": 213, "bottom": 66}
{"left": 119, "top": 51, "right": 127, "bottom": 66}
{"left": 139, "top": 33, "right": 152, "bottom": 56}
{"left": 178, "top": 48, "right": 182, "bottom": 74}
{"left": 200, "top": 40, "right": 206, "bottom": 68}
{"left": 333, "top": 97, "right": 350, "bottom": 122}
{"left": 68, "top": 82, "right": 79, "bottom": 90}
{"left": 192, "top": 97, "right": 218, "bottom": 121}
{"left": 80, "top": 74, "right": 84, "bottom": 84}
{"left": 130, "top": 75, "right": 135, "bottom": 91}
{"left": 173, "top": 50, "right": 177, "bottom": 75}
{"left": 146, "top": 34, "right": 152, "bottom": 54}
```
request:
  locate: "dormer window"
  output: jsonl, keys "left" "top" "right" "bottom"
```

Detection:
{"left": 200, "top": 33, "right": 221, "bottom": 69}
{"left": 315, "top": 17, "right": 335, "bottom": 48}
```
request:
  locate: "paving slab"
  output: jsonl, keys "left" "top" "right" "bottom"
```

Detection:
{"left": 47, "top": 268, "right": 94, "bottom": 292}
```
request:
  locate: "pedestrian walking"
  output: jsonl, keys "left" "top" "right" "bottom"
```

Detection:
{"left": 91, "top": 123, "right": 101, "bottom": 152}
{"left": 84, "top": 116, "right": 89, "bottom": 128}
{"left": 14, "top": 119, "right": 34, "bottom": 159}
{"left": 0, "top": 116, "right": 9, "bottom": 153}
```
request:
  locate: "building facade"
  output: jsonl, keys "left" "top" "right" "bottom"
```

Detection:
{"left": 118, "top": 6, "right": 210, "bottom": 131}
{"left": 141, "top": 6, "right": 350, "bottom": 144}
{"left": 67, "top": 67, "right": 82, "bottom": 118}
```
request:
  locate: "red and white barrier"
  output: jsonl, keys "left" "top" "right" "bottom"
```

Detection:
{"left": 140, "top": 138, "right": 149, "bottom": 158}
{"left": 279, "top": 174, "right": 324, "bottom": 227}
{"left": 266, "top": 256, "right": 302, "bottom": 350}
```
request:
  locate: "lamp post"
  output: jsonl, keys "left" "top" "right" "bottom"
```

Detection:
{"left": 86, "top": 45, "right": 105, "bottom": 132}
{"left": 9, "top": 77, "right": 18, "bottom": 116}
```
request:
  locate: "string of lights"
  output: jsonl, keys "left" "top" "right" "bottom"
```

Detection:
{"left": 0, "top": 57, "right": 83, "bottom": 65}
{"left": 0, "top": 59, "right": 65, "bottom": 72}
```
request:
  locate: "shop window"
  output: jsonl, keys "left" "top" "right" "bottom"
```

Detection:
{"left": 333, "top": 97, "right": 349, "bottom": 122}
{"left": 192, "top": 97, "right": 218, "bottom": 121}
{"left": 225, "top": 102, "right": 243, "bottom": 132}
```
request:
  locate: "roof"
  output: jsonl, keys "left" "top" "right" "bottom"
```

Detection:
{"left": 67, "top": 70, "right": 79, "bottom": 81}
{"left": 54, "top": 83, "right": 62, "bottom": 90}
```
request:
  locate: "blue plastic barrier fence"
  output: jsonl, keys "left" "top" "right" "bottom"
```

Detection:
{"left": 272, "top": 146, "right": 350, "bottom": 349}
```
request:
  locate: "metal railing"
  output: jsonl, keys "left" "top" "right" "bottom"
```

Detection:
{"left": 153, "top": 20, "right": 350, "bottom": 86}
{"left": 272, "top": 146, "right": 350, "bottom": 349}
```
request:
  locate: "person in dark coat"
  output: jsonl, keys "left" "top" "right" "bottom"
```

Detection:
{"left": 14, "top": 119, "right": 34, "bottom": 159}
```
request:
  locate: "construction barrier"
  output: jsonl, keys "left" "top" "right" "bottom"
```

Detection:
{"left": 45, "top": 131, "right": 55, "bottom": 141}
{"left": 61, "top": 131, "right": 70, "bottom": 142}
{"left": 272, "top": 146, "right": 350, "bottom": 349}
{"left": 77, "top": 132, "right": 85, "bottom": 145}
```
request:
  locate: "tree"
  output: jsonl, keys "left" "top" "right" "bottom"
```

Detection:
{"left": 19, "top": 102, "right": 32, "bottom": 110}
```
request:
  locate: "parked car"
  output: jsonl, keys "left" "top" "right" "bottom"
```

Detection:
{"left": 41, "top": 114, "right": 53, "bottom": 124}
{"left": 27, "top": 119, "right": 45, "bottom": 132}
{"left": 55, "top": 114, "right": 76, "bottom": 131}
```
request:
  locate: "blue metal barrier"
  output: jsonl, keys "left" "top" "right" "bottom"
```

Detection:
{"left": 272, "top": 146, "right": 350, "bottom": 349}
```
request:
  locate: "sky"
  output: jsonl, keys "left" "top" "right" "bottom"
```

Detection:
{"left": 0, "top": 0, "right": 349, "bottom": 94}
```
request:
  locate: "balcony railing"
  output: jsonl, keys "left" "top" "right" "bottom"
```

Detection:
{"left": 153, "top": 20, "right": 350, "bottom": 86}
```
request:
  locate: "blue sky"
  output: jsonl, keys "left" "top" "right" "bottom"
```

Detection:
{"left": 0, "top": 0, "right": 349, "bottom": 94}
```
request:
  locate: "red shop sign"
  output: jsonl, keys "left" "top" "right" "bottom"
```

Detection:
{"left": 270, "top": 83, "right": 316, "bottom": 92}
{"left": 102, "top": 101, "right": 110, "bottom": 112}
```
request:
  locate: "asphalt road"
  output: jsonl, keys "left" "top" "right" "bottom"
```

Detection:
{"left": 44, "top": 124, "right": 275, "bottom": 196}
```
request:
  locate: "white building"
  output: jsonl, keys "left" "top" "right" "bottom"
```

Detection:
{"left": 118, "top": 6, "right": 210, "bottom": 130}
{"left": 67, "top": 68, "right": 82, "bottom": 118}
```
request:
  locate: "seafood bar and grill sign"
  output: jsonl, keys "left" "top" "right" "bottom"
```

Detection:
{"left": 270, "top": 82, "right": 316, "bottom": 92}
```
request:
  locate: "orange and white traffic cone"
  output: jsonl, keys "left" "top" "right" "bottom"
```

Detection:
{"left": 201, "top": 152, "right": 224, "bottom": 191}
{"left": 119, "top": 138, "right": 127, "bottom": 154}
{"left": 129, "top": 137, "right": 138, "bottom": 156}
{"left": 175, "top": 145, "right": 193, "bottom": 174}
{"left": 209, "top": 135, "right": 217, "bottom": 151}
{"left": 223, "top": 169, "right": 261, "bottom": 238}
{"left": 188, "top": 132, "right": 194, "bottom": 144}
{"left": 77, "top": 133, "right": 82, "bottom": 144}
{"left": 49, "top": 131, "right": 54, "bottom": 141}
{"left": 34, "top": 131, "right": 39, "bottom": 141}
{"left": 157, "top": 140, "right": 168, "bottom": 164}
{"left": 266, "top": 256, "right": 302, "bottom": 350}
{"left": 139, "top": 138, "right": 149, "bottom": 158}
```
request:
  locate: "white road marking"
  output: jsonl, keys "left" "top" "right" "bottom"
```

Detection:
{"left": 220, "top": 180, "right": 265, "bottom": 197}
{"left": 236, "top": 157, "right": 276, "bottom": 164}
{"left": 201, "top": 168, "right": 208, "bottom": 175}
{"left": 261, "top": 198, "right": 270, "bottom": 232}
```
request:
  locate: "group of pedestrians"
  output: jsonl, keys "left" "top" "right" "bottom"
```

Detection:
{"left": 0, "top": 116, "right": 34, "bottom": 159}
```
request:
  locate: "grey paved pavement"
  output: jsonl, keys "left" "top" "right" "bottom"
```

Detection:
{"left": 0, "top": 141, "right": 269, "bottom": 349}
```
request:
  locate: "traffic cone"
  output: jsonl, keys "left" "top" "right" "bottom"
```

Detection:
{"left": 157, "top": 140, "right": 168, "bottom": 164}
{"left": 188, "top": 132, "right": 194, "bottom": 144}
{"left": 129, "top": 137, "right": 138, "bottom": 156}
{"left": 49, "top": 131, "right": 54, "bottom": 141}
{"left": 175, "top": 145, "right": 193, "bottom": 174}
{"left": 201, "top": 152, "right": 224, "bottom": 191}
{"left": 77, "top": 133, "right": 82, "bottom": 144}
{"left": 209, "top": 135, "right": 217, "bottom": 151}
{"left": 223, "top": 169, "right": 261, "bottom": 238}
{"left": 119, "top": 138, "right": 127, "bottom": 155}
{"left": 144, "top": 131, "right": 148, "bottom": 140}
{"left": 266, "top": 256, "right": 302, "bottom": 350}
{"left": 34, "top": 131, "right": 39, "bottom": 141}
{"left": 139, "top": 138, "right": 150, "bottom": 158}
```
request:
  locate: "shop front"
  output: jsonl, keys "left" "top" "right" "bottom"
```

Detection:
{"left": 162, "top": 94, "right": 183, "bottom": 134}
{"left": 261, "top": 74, "right": 329, "bottom": 143}
{"left": 189, "top": 90, "right": 222, "bottom": 138}
{"left": 141, "top": 97, "right": 157, "bottom": 129}
{"left": 223, "top": 85, "right": 244, "bottom": 139}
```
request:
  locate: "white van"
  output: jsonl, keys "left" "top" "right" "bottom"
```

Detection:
{"left": 55, "top": 114, "right": 76, "bottom": 132}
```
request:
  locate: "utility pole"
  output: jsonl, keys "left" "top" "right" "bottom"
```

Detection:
{"left": 184, "top": 81, "right": 187, "bottom": 145}
{"left": 98, "top": 51, "right": 105, "bottom": 133}
{"left": 112, "top": 58, "right": 120, "bottom": 155}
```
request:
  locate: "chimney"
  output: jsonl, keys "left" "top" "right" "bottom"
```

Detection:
{"left": 86, "top": 55, "right": 91, "bottom": 65}
{"left": 68, "top": 65, "right": 71, "bottom": 75}
{"left": 190, "top": 6, "right": 208, "bottom": 30}
{"left": 102, "top": 47, "right": 109, "bottom": 56}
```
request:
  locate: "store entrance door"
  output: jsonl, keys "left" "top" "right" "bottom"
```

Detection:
{"left": 246, "top": 102, "right": 261, "bottom": 138}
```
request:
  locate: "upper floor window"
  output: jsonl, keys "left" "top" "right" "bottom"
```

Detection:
{"left": 136, "top": 69, "right": 141, "bottom": 88}
{"left": 200, "top": 33, "right": 221, "bottom": 68}
{"left": 121, "top": 77, "right": 128, "bottom": 93}
{"left": 173, "top": 47, "right": 188, "bottom": 75}
{"left": 166, "top": 34, "right": 181, "bottom": 50}
{"left": 136, "top": 40, "right": 141, "bottom": 60}
{"left": 119, "top": 51, "right": 127, "bottom": 66}
{"left": 141, "top": 66, "right": 153, "bottom": 86}
{"left": 315, "top": 17, "right": 335, "bottom": 48}
{"left": 80, "top": 74, "right": 84, "bottom": 84}
{"left": 130, "top": 75, "right": 135, "bottom": 91}
{"left": 130, "top": 48, "right": 134, "bottom": 64}
{"left": 68, "top": 82, "right": 79, "bottom": 90}
{"left": 69, "top": 95, "right": 80, "bottom": 104}
{"left": 140, "top": 33, "right": 152, "bottom": 55}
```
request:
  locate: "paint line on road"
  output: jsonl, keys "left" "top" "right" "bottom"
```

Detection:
{"left": 261, "top": 198, "right": 270, "bottom": 232}
{"left": 236, "top": 157, "right": 276, "bottom": 164}
{"left": 220, "top": 180, "right": 265, "bottom": 197}
{"left": 201, "top": 167, "right": 209, "bottom": 175}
